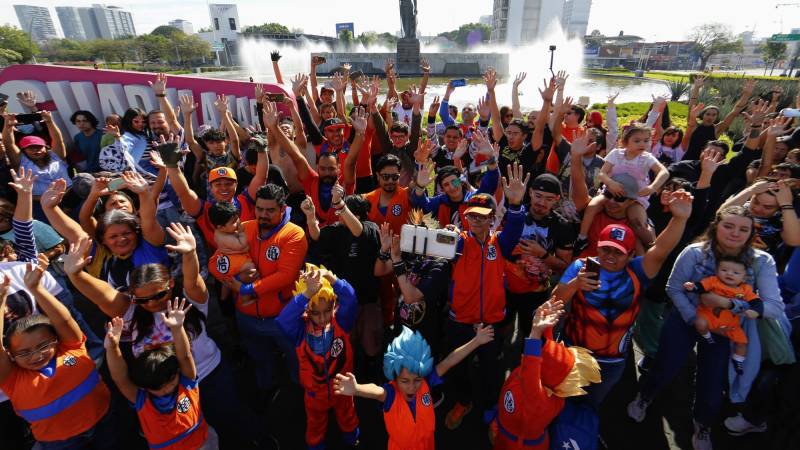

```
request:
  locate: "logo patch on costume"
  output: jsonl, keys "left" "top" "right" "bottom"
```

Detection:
{"left": 266, "top": 246, "right": 280, "bottom": 261}
{"left": 62, "top": 355, "right": 77, "bottom": 366}
{"left": 562, "top": 438, "right": 582, "bottom": 450}
{"left": 487, "top": 245, "right": 497, "bottom": 261}
{"left": 610, "top": 227, "right": 626, "bottom": 241}
{"left": 391, "top": 204, "right": 402, "bottom": 216}
{"left": 216, "top": 255, "right": 230, "bottom": 274}
{"left": 216, "top": 168, "right": 227, "bottom": 176}
{"left": 330, "top": 338, "right": 344, "bottom": 358}
{"left": 421, "top": 392, "right": 432, "bottom": 406}
{"left": 503, "top": 390, "right": 515, "bottom": 413}
{"left": 177, "top": 395, "right": 191, "bottom": 413}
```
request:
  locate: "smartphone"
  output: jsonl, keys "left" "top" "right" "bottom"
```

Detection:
{"left": 349, "top": 70, "right": 363, "bottom": 81}
{"left": 107, "top": 178, "right": 126, "bottom": 191}
{"left": 584, "top": 257, "right": 601, "bottom": 280}
{"left": 450, "top": 79, "right": 466, "bottom": 88}
{"left": 313, "top": 56, "right": 326, "bottom": 64}
{"left": 16, "top": 113, "right": 42, "bottom": 124}
{"left": 264, "top": 93, "right": 285, "bottom": 102}
{"left": 400, "top": 225, "right": 458, "bottom": 259}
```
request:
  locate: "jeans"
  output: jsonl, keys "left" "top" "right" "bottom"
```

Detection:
{"left": 445, "top": 319, "right": 503, "bottom": 414}
{"left": 582, "top": 359, "right": 626, "bottom": 410}
{"left": 640, "top": 309, "right": 730, "bottom": 425}
{"left": 235, "top": 311, "right": 298, "bottom": 390}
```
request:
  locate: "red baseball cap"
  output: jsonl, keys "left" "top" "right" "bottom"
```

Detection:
{"left": 464, "top": 193, "right": 497, "bottom": 216}
{"left": 19, "top": 135, "right": 47, "bottom": 148}
{"left": 597, "top": 224, "right": 636, "bottom": 254}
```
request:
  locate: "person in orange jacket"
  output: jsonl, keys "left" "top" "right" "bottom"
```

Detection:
{"left": 491, "top": 298, "right": 601, "bottom": 450}
{"left": 333, "top": 324, "right": 495, "bottom": 450}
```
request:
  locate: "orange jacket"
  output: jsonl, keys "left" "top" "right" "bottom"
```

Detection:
{"left": 240, "top": 212, "right": 308, "bottom": 318}
{"left": 195, "top": 192, "right": 255, "bottom": 251}
{"left": 384, "top": 379, "right": 435, "bottom": 450}
{"left": 135, "top": 375, "right": 208, "bottom": 450}
{"left": 364, "top": 186, "right": 412, "bottom": 234}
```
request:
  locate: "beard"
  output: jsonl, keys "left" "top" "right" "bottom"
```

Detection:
{"left": 320, "top": 175, "right": 337, "bottom": 185}
{"left": 382, "top": 183, "right": 397, "bottom": 192}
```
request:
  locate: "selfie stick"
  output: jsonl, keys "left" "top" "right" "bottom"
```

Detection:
{"left": 549, "top": 45, "right": 556, "bottom": 77}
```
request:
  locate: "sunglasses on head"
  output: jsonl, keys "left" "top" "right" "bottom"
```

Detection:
{"left": 130, "top": 289, "right": 170, "bottom": 304}
{"left": 380, "top": 173, "right": 400, "bottom": 181}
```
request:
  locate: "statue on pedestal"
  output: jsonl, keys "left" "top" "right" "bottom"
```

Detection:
{"left": 399, "top": 0, "right": 417, "bottom": 39}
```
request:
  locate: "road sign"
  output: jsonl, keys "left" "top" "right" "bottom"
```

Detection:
{"left": 770, "top": 34, "right": 800, "bottom": 42}
{"left": 212, "top": 42, "right": 225, "bottom": 51}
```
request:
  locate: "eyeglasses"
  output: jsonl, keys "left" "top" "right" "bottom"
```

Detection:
{"left": 380, "top": 173, "right": 400, "bottom": 181}
{"left": 603, "top": 191, "right": 630, "bottom": 203}
{"left": 12, "top": 339, "right": 58, "bottom": 360}
{"left": 465, "top": 213, "right": 492, "bottom": 222}
{"left": 130, "top": 289, "right": 170, "bottom": 304}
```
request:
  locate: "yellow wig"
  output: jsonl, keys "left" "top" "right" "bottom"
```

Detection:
{"left": 293, "top": 263, "right": 336, "bottom": 309}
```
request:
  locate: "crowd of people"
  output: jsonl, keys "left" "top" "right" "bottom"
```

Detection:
{"left": 0, "top": 53, "right": 798, "bottom": 450}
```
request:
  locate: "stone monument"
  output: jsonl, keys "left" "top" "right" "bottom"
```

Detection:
{"left": 396, "top": 0, "right": 420, "bottom": 75}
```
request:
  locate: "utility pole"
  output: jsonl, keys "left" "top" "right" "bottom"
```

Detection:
{"left": 27, "top": 15, "right": 37, "bottom": 64}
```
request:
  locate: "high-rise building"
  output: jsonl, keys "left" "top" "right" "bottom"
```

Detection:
{"left": 208, "top": 4, "right": 240, "bottom": 41}
{"left": 56, "top": 6, "right": 87, "bottom": 41}
{"left": 490, "top": 0, "right": 563, "bottom": 45}
{"left": 13, "top": 5, "right": 58, "bottom": 42}
{"left": 562, "top": 0, "right": 592, "bottom": 38}
{"left": 168, "top": 19, "right": 194, "bottom": 35}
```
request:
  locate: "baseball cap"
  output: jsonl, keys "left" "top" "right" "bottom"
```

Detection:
{"left": 588, "top": 111, "right": 604, "bottom": 127}
{"left": 608, "top": 173, "right": 639, "bottom": 200}
{"left": 320, "top": 117, "right": 345, "bottom": 132}
{"left": 597, "top": 224, "right": 636, "bottom": 254}
{"left": 208, "top": 167, "right": 237, "bottom": 183}
{"left": 529, "top": 173, "right": 562, "bottom": 195}
{"left": 19, "top": 135, "right": 47, "bottom": 148}
{"left": 464, "top": 193, "right": 497, "bottom": 216}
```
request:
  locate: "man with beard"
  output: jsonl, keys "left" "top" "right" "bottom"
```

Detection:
{"left": 225, "top": 183, "right": 308, "bottom": 397}
{"left": 286, "top": 106, "right": 367, "bottom": 228}
{"left": 364, "top": 155, "right": 412, "bottom": 233}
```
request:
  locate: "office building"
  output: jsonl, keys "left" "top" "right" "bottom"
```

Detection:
{"left": 208, "top": 4, "right": 240, "bottom": 41}
{"left": 169, "top": 19, "right": 194, "bottom": 35}
{"left": 14, "top": 5, "right": 58, "bottom": 42}
{"left": 562, "top": 0, "right": 592, "bottom": 38}
{"left": 56, "top": 6, "right": 87, "bottom": 40}
{"left": 490, "top": 0, "right": 564, "bottom": 45}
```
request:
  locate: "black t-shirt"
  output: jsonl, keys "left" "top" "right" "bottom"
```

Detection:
{"left": 684, "top": 124, "right": 716, "bottom": 161}
{"left": 395, "top": 257, "right": 451, "bottom": 348}
{"left": 432, "top": 145, "right": 472, "bottom": 171}
{"left": 317, "top": 221, "right": 381, "bottom": 304}
{"left": 235, "top": 165, "right": 288, "bottom": 195}
{"left": 499, "top": 143, "right": 542, "bottom": 179}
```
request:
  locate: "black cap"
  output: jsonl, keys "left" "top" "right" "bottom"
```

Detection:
{"left": 320, "top": 117, "right": 344, "bottom": 132}
{"left": 529, "top": 173, "right": 562, "bottom": 195}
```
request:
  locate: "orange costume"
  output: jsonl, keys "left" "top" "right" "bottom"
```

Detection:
{"left": 692, "top": 276, "right": 761, "bottom": 344}
{"left": 208, "top": 252, "right": 252, "bottom": 283}
{"left": 0, "top": 336, "right": 110, "bottom": 443}
{"left": 134, "top": 375, "right": 209, "bottom": 450}
{"left": 364, "top": 186, "right": 412, "bottom": 234}
{"left": 383, "top": 379, "right": 436, "bottom": 450}
{"left": 195, "top": 193, "right": 255, "bottom": 251}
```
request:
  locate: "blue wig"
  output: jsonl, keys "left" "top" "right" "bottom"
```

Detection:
{"left": 383, "top": 326, "right": 433, "bottom": 379}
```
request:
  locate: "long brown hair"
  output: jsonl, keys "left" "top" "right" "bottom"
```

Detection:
{"left": 697, "top": 205, "right": 757, "bottom": 264}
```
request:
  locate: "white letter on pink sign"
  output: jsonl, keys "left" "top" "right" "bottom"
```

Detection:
{"left": 177, "top": 89, "right": 198, "bottom": 130}
{"left": 97, "top": 84, "right": 130, "bottom": 117}
{"left": 236, "top": 97, "right": 252, "bottom": 127}
{"left": 46, "top": 81, "right": 81, "bottom": 138}
{"left": 200, "top": 92, "right": 220, "bottom": 127}
{"left": 69, "top": 82, "right": 103, "bottom": 122}
{"left": 0, "top": 80, "right": 48, "bottom": 112}
{"left": 124, "top": 85, "right": 157, "bottom": 112}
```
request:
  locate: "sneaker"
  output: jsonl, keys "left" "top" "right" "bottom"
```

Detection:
{"left": 445, "top": 402, "right": 473, "bottom": 430}
{"left": 626, "top": 393, "right": 650, "bottom": 423}
{"left": 692, "top": 422, "right": 713, "bottom": 450}
{"left": 724, "top": 413, "right": 767, "bottom": 436}
{"left": 732, "top": 358, "right": 744, "bottom": 375}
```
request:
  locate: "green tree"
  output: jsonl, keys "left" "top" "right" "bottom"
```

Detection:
{"left": 437, "top": 23, "right": 491, "bottom": 47}
{"left": 760, "top": 41, "right": 787, "bottom": 75}
{"left": 151, "top": 25, "right": 185, "bottom": 39}
{"left": 338, "top": 29, "right": 354, "bottom": 48}
{"left": 243, "top": 22, "right": 291, "bottom": 34}
{"left": 173, "top": 34, "right": 212, "bottom": 67}
{"left": 0, "top": 25, "right": 39, "bottom": 63}
{"left": 90, "top": 38, "right": 134, "bottom": 67}
{"left": 0, "top": 48, "right": 22, "bottom": 65}
{"left": 689, "top": 23, "right": 743, "bottom": 70}
{"left": 357, "top": 31, "right": 378, "bottom": 47}
{"left": 40, "top": 38, "right": 91, "bottom": 62}
{"left": 135, "top": 34, "right": 171, "bottom": 64}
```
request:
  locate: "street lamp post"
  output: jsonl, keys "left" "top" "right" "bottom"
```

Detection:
{"left": 27, "top": 15, "right": 38, "bottom": 64}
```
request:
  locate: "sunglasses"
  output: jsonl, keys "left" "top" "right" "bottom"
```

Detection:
{"left": 130, "top": 289, "right": 170, "bottom": 304}
{"left": 380, "top": 173, "right": 400, "bottom": 181}
{"left": 603, "top": 191, "right": 630, "bottom": 203}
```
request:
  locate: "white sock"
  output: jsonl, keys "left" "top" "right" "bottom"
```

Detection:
{"left": 732, "top": 354, "right": 745, "bottom": 362}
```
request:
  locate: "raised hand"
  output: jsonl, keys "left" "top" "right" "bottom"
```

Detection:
{"left": 331, "top": 72, "right": 346, "bottom": 92}
{"left": 555, "top": 70, "right": 569, "bottom": 90}
{"left": 607, "top": 91, "right": 620, "bottom": 106}
{"left": 384, "top": 58, "right": 395, "bottom": 75}
{"left": 149, "top": 150, "right": 166, "bottom": 170}
{"left": 444, "top": 80, "right": 456, "bottom": 99}
{"left": 474, "top": 324, "right": 495, "bottom": 345}
{"left": 103, "top": 123, "right": 121, "bottom": 139}
{"left": 148, "top": 73, "right": 167, "bottom": 95}
{"left": 160, "top": 297, "right": 192, "bottom": 329}
{"left": 741, "top": 79, "right": 756, "bottom": 97}
{"left": 692, "top": 74, "right": 706, "bottom": 90}
{"left": 164, "top": 222, "right": 196, "bottom": 254}
{"left": 483, "top": 67, "right": 497, "bottom": 91}
{"left": 300, "top": 195, "right": 316, "bottom": 219}
{"left": 530, "top": 297, "right": 565, "bottom": 337}
{"left": 17, "top": 90, "right": 37, "bottom": 109}
{"left": 63, "top": 237, "right": 93, "bottom": 275}
{"left": 333, "top": 372, "right": 357, "bottom": 396}
{"left": 255, "top": 83, "right": 265, "bottom": 103}
{"left": 666, "top": 189, "right": 694, "bottom": 219}
{"left": 742, "top": 98, "right": 769, "bottom": 127}
{"left": 302, "top": 267, "right": 323, "bottom": 298}
{"left": 351, "top": 106, "right": 368, "bottom": 134}
{"left": 477, "top": 96, "right": 491, "bottom": 119}
{"left": 120, "top": 171, "right": 148, "bottom": 194}
{"left": 416, "top": 162, "right": 433, "bottom": 187}
{"left": 155, "top": 133, "right": 182, "bottom": 168}
{"left": 570, "top": 133, "right": 597, "bottom": 158}
{"left": 0, "top": 276, "right": 10, "bottom": 307}
{"left": 453, "top": 138, "right": 469, "bottom": 160}
{"left": 179, "top": 95, "right": 197, "bottom": 115}
{"left": 331, "top": 184, "right": 345, "bottom": 206}
{"left": 767, "top": 116, "right": 792, "bottom": 137}
{"left": 214, "top": 94, "right": 229, "bottom": 114}
{"left": 502, "top": 163, "right": 530, "bottom": 206}
{"left": 8, "top": 167, "right": 36, "bottom": 194}
{"left": 428, "top": 95, "right": 441, "bottom": 117}
{"left": 291, "top": 73, "right": 309, "bottom": 97}
{"left": 652, "top": 95, "right": 667, "bottom": 112}
{"left": 414, "top": 138, "right": 434, "bottom": 163}
{"left": 420, "top": 58, "right": 431, "bottom": 73}
{"left": 40, "top": 109, "right": 54, "bottom": 124}
{"left": 689, "top": 102, "right": 705, "bottom": 120}
{"left": 513, "top": 72, "right": 527, "bottom": 89}
{"left": 40, "top": 179, "right": 68, "bottom": 209}
{"left": 538, "top": 77, "right": 556, "bottom": 102}
{"left": 104, "top": 316, "right": 124, "bottom": 350}
{"left": 270, "top": 50, "right": 282, "bottom": 62}
{"left": 472, "top": 128, "right": 493, "bottom": 156}
{"left": 379, "top": 222, "right": 393, "bottom": 252}
{"left": 23, "top": 254, "right": 49, "bottom": 290}
{"left": 559, "top": 96, "right": 575, "bottom": 115}
{"left": 409, "top": 85, "right": 424, "bottom": 107}
{"left": 700, "top": 148, "right": 724, "bottom": 175}
{"left": 262, "top": 101, "right": 279, "bottom": 129}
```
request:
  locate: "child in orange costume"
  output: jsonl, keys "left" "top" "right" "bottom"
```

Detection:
{"left": 105, "top": 298, "right": 218, "bottom": 450}
{"left": 207, "top": 201, "right": 259, "bottom": 306}
{"left": 684, "top": 257, "right": 763, "bottom": 374}
{"left": 492, "top": 299, "right": 601, "bottom": 450}
{"left": 277, "top": 264, "right": 360, "bottom": 450}
{"left": 0, "top": 258, "right": 113, "bottom": 449}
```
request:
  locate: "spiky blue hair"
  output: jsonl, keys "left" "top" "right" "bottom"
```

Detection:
{"left": 383, "top": 326, "right": 433, "bottom": 379}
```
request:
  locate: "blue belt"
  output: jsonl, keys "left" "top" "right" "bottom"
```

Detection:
{"left": 148, "top": 414, "right": 205, "bottom": 449}
{"left": 497, "top": 417, "right": 545, "bottom": 446}
{"left": 18, "top": 369, "right": 101, "bottom": 422}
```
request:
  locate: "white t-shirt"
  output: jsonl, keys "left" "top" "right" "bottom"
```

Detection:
{"left": 0, "top": 262, "right": 63, "bottom": 402}
{"left": 393, "top": 104, "right": 414, "bottom": 126}
{"left": 122, "top": 291, "right": 221, "bottom": 381}
{"left": 651, "top": 142, "right": 685, "bottom": 165}
{"left": 605, "top": 148, "right": 659, "bottom": 190}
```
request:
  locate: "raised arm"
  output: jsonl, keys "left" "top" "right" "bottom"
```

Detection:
{"left": 179, "top": 95, "right": 204, "bottom": 160}
{"left": 333, "top": 372, "right": 387, "bottom": 402}
{"left": 0, "top": 277, "right": 15, "bottom": 383}
{"left": 271, "top": 50, "right": 285, "bottom": 85}
{"left": 2, "top": 114, "right": 21, "bottom": 168}
{"left": 331, "top": 72, "right": 348, "bottom": 120}
{"left": 104, "top": 317, "right": 137, "bottom": 402}
{"left": 163, "top": 225, "right": 204, "bottom": 303}
{"left": 419, "top": 58, "right": 431, "bottom": 94}
{"left": 216, "top": 96, "right": 240, "bottom": 161}
{"left": 162, "top": 137, "right": 202, "bottom": 217}
{"left": 641, "top": 190, "right": 692, "bottom": 278}
{"left": 149, "top": 73, "right": 181, "bottom": 131}
{"left": 681, "top": 102, "right": 704, "bottom": 150}
{"left": 26, "top": 255, "right": 83, "bottom": 344}
{"left": 436, "top": 324, "right": 494, "bottom": 376}
{"left": 162, "top": 298, "right": 197, "bottom": 380}
{"left": 532, "top": 78, "right": 555, "bottom": 150}
{"left": 246, "top": 136, "right": 269, "bottom": 200}
{"left": 716, "top": 79, "right": 754, "bottom": 137}
{"left": 569, "top": 134, "right": 596, "bottom": 212}
{"left": 310, "top": 56, "right": 321, "bottom": 105}
{"left": 41, "top": 179, "right": 90, "bottom": 244}
{"left": 774, "top": 180, "right": 800, "bottom": 246}
{"left": 41, "top": 110, "right": 66, "bottom": 161}
{"left": 511, "top": 72, "right": 526, "bottom": 119}
{"left": 264, "top": 101, "right": 310, "bottom": 181}
{"left": 121, "top": 171, "right": 165, "bottom": 246}
{"left": 63, "top": 237, "right": 131, "bottom": 317}
{"left": 484, "top": 68, "right": 504, "bottom": 142}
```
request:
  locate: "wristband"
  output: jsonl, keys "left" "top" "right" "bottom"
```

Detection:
{"left": 781, "top": 204, "right": 794, "bottom": 210}
{"left": 485, "top": 156, "right": 497, "bottom": 165}
{"left": 393, "top": 261, "right": 407, "bottom": 277}
{"left": 332, "top": 200, "right": 345, "bottom": 210}
{"left": 378, "top": 251, "right": 391, "bottom": 261}
{"left": 155, "top": 93, "right": 166, "bottom": 98}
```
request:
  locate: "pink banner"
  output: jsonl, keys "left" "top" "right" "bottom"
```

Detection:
{"left": 0, "top": 64, "right": 289, "bottom": 141}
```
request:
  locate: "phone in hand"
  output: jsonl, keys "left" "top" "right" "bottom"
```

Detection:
{"left": 16, "top": 113, "right": 42, "bottom": 124}
{"left": 584, "top": 257, "right": 601, "bottom": 280}
{"left": 312, "top": 56, "right": 326, "bottom": 64}
{"left": 107, "top": 178, "right": 126, "bottom": 191}
{"left": 450, "top": 79, "right": 466, "bottom": 88}
{"left": 264, "top": 93, "right": 285, "bottom": 102}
